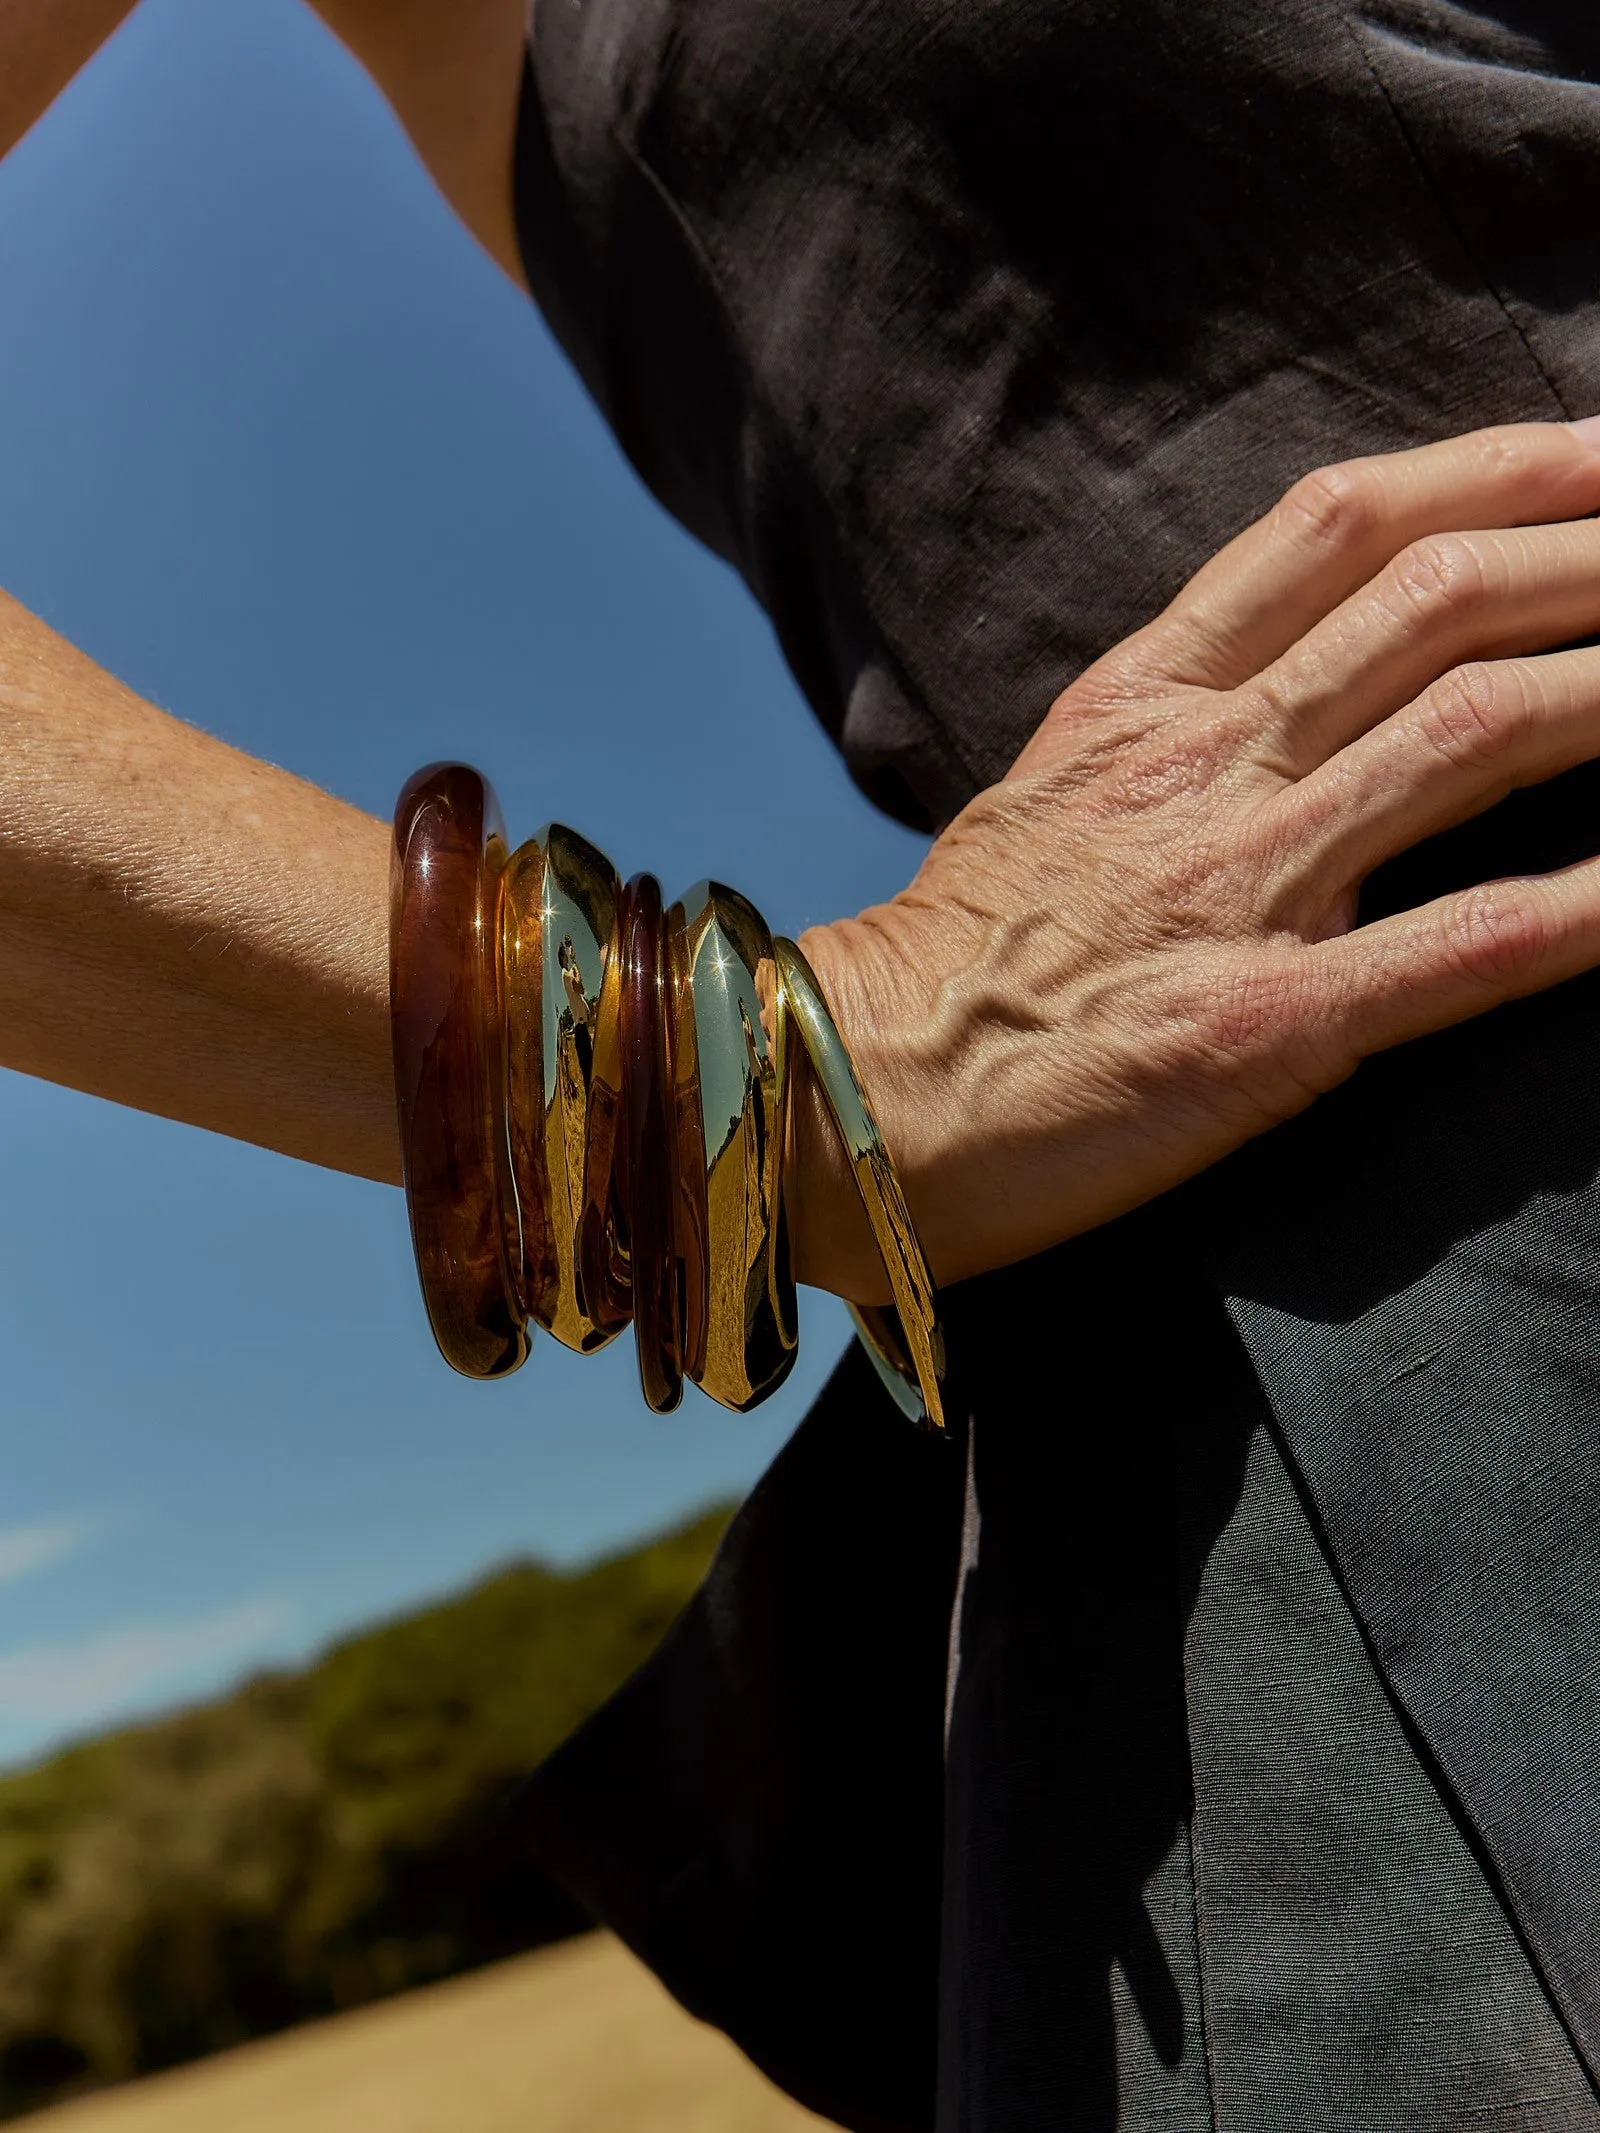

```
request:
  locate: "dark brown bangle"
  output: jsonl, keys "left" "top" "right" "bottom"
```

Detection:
{"left": 390, "top": 763, "right": 529, "bottom": 1379}
{"left": 616, "top": 871, "right": 685, "bottom": 1413}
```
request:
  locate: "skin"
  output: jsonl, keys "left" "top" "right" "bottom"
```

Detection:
{"left": 798, "top": 423, "right": 1600, "bottom": 1291}
{"left": 0, "top": 0, "right": 529, "bottom": 1196}
{"left": 7, "top": 6, "right": 1600, "bottom": 1306}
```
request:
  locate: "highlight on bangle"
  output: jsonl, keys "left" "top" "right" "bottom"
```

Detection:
{"left": 389, "top": 763, "right": 945, "bottom": 1431}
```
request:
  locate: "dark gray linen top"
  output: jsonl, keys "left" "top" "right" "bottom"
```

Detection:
{"left": 509, "top": 4, "right": 1600, "bottom": 2128}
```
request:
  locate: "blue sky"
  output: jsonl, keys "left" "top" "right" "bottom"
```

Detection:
{"left": 0, "top": 0, "right": 925, "bottom": 1765}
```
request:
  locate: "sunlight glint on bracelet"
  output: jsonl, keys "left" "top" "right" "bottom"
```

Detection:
{"left": 389, "top": 763, "right": 944, "bottom": 1428}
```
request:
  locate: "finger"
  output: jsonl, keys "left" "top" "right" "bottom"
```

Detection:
{"left": 1252, "top": 519, "right": 1600, "bottom": 776}
{"left": 1273, "top": 647, "right": 1600, "bottom": 893}
{"left": 1319, "top": 855, "right": 1600, "bottom": 1061}
{"left": 1138, "top": 422, "right": 1600, "bottom": 692}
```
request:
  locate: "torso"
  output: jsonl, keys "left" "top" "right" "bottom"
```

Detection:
{"left": 518, "top": 0, "right": 1600, "bottom": 824}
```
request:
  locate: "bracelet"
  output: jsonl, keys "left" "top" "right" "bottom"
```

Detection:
{"left": 666, "top": 882, "right": 798, "bottom": 1412}
{"left": 502, "top": 823, "right": 630, "bottom": 1353}
{"left": 617, "top": 871, "right": 686, "bottom": 1412}
{"left": 389, "top": 765, "right": 528, "bottom": 1380}
{"left": 771, "top": 939, "right": 945, "bottom": 1433}
{"left": 389, "top": 764, "right": 944, "bottom": 1430}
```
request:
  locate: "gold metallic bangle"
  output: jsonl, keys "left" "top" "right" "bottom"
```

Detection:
{"left": 666, "top": 882, "right": 798, "bottom": 1411}
{"left": 501, "top": 823, "right": 629, "bottom": 1353}
{"left": 771, "top": 938, "right": 945, "bottom": 1433}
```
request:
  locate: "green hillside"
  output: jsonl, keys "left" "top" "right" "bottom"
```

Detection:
{"left": 0, "top": 1503, "right": 732, "bottom": 2120}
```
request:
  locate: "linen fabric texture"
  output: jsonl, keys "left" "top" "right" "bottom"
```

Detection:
{"left": 507, "top": 2, "right": 1600, "bottom": 2126}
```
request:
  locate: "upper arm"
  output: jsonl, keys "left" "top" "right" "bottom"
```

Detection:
{"left": 309, "top": 0, "right": 531, "bottom": 289}
{"left": 0, "top": 0, "right": 532, "bottom": 292}
{"left": 0, "top": 0, "right": 142, "bottom": 164}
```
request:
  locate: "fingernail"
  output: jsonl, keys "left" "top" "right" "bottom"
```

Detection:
{"left": 1567, "top": 414, "right": 1600, "bottom": 448}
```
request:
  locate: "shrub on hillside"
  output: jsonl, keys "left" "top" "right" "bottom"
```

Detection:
{"left": 0, "top": 1504, "right": 730, "bottom": 2118}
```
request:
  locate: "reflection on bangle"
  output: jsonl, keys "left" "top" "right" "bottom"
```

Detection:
{"left": 389, "top": 764, "right": 528, "bottom": 1380}
{"left": 772, "top": 937, "right": 944, "bottom": 1432}
{"left": 389, "top": 762, "right": 944, "bottom": 1430}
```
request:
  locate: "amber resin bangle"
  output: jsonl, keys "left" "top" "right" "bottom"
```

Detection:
{"left": 390, "top": 764, "right": 529, "bottom": 1379}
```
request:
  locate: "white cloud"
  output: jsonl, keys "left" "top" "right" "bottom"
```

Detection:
{"left": 0, "top": 1596, "right": 291, "bottom": 1726}
{"left": 0, "top": 1518, "right": 96, "bottom": 1588}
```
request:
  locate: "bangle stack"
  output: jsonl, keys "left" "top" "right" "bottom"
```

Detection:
{"left": 390, "top": 764, "right": 945, "bottom": 1431}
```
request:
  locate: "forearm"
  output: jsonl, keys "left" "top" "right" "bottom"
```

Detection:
{"left": 0, "top": 590, "right": 881, "bottom": 1295}
{"left": 0, "top": 589, "right": 399, "bottom": 1184}
{"left": 0, "top": 0, "right": 529, "bottom": 1170}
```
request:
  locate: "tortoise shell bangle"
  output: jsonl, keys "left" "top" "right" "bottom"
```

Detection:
{"left": 389, "top": 763, "right": 529, "bottom": 1379}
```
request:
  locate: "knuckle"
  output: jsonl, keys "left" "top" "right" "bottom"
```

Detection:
{"left": 1093, "top": 724, "right": 1233, "bottom": 819}
{"left": 1460, "top": 422, "right": 1543, "bottom": 491}
{"left": 1251, "top": 790, "right": 1340, "bottom": 906}
{"left": 1388, "top": 532, "right": 1493, "bottom": 622}
{"left": 1181, "top": 954, "right": 1345, "bottom": 1113}
{"left": 1439, "top": 883, "right": 1552, "bottom": 990}
{"left": 1161, "top": 828, "right": 1236, "bottom": 920}
{"left": 1276, "top": 461, "right": 1382, "bottom": 558}
{"left": 1416, "top": 660, "right": 1526, "bottom": 771}
{"left": 1190, "top": 958, "right": 1299, "bottom": 1061}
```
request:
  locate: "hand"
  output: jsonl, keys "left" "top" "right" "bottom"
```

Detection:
{"left": 792, "top": 421, "right": 1600, "bottom": 1298}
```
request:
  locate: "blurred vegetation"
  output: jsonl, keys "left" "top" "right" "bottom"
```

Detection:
{"left": 0, "top": 1502, "right": 731, "bottom": 2119}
